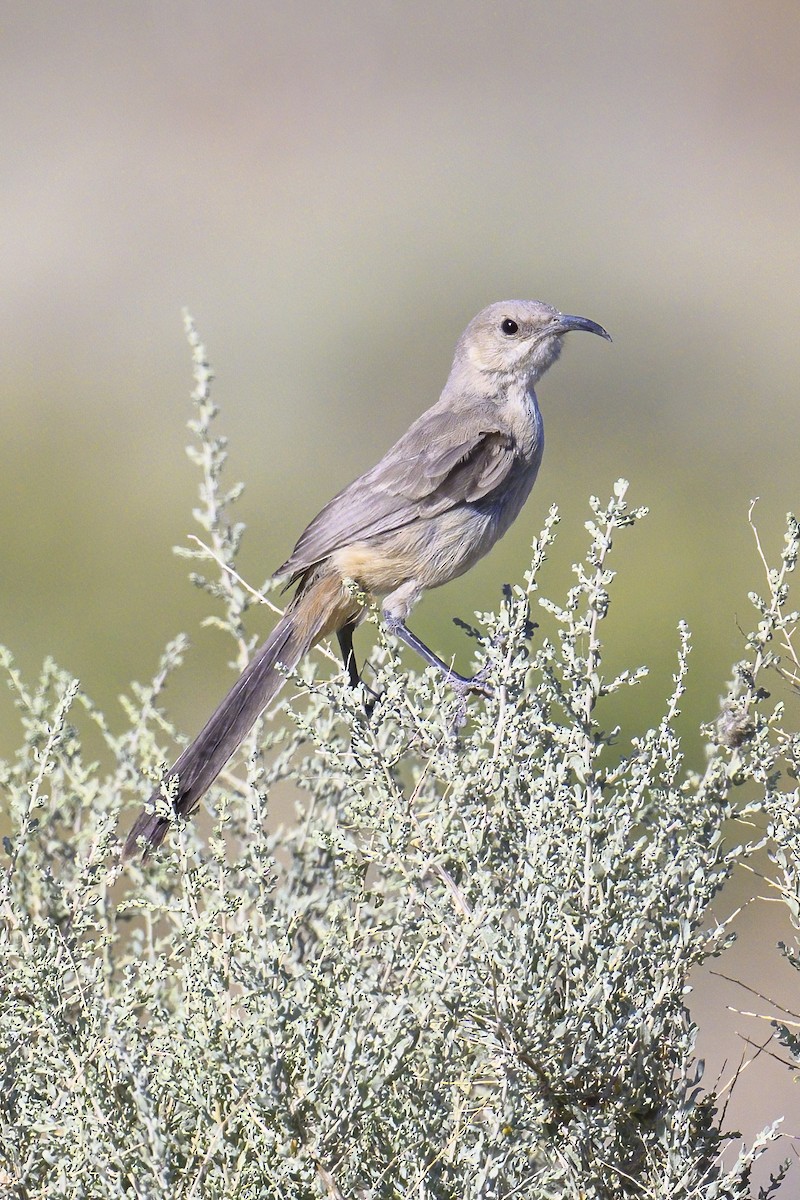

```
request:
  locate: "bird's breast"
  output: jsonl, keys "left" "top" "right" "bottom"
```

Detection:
{"left": 501, "top": 384, "right": 544, "bottom": 466}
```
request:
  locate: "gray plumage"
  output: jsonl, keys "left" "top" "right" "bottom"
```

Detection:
{"left": 123, "top": 299, "right": 610, "bottom": 859}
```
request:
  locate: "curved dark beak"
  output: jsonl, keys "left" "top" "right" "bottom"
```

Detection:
{"left": 558, "top": 314, "right": 612, "bottom": 342}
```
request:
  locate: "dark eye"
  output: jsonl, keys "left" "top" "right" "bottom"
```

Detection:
{"left": 500, "top": 318, "right": 519, "bottom": 336}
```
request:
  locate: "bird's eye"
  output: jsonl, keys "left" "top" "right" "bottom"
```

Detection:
{"left": 500, "top": 318, "right": 519, "bottom": 336}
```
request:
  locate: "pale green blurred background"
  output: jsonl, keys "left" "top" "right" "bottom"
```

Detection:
{"left": 2, "top": 0, "right": 799, "bottom": 1176}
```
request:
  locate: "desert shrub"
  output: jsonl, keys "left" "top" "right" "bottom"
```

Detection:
{"left": 0, "top": 320, "right": 796, "bottom": 1198}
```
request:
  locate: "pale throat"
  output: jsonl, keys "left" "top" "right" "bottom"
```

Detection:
{"left": 500, "top": 381, "right": 543, "bottom": 462}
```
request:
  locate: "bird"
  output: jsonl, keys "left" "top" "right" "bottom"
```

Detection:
{"left": 123, "top": 300, "right": 610, "bottom": 859}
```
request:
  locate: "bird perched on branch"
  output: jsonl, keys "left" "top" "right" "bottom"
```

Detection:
{"left": 124, "top": 300, "right": 610, "bottom": 859}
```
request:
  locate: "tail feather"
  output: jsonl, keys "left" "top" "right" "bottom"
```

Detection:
{"left": 123, "top": 581, "right": 339, "bottom": 860}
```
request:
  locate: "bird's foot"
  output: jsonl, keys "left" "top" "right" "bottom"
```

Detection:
{"left": 445, "top": 660, "right": 494, "bottom": 729}
{"left": 445, "top": 658, "right": 494, "bottom": 700}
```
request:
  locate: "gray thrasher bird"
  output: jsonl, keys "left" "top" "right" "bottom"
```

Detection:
{"left": 123, "top": 300, "right": 610, "bottom": 859}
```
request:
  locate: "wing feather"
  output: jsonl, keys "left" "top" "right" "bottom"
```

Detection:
{"left": 277, "top": 404, "right": 517, "bottom": 581}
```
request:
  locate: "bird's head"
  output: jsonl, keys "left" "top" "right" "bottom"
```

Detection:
{"left": 455, "top": 299, "right": 611, "bottom": 391}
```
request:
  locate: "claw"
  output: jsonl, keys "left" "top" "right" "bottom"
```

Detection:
{"left": 443, "top": 659, "right": 494, "bottom": 700}
{"left": 442, "top": 662, "right": 493, "bottom": 735}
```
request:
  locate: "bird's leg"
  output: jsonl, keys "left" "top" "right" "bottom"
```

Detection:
{"left": 382, "top": 615, "right": 493, "bottom": 699}
{"left": 336, "top": 621, "right": 361, "bottom": 689}
{"left": 337, "top": 620, "right": 381, "bottom": 712}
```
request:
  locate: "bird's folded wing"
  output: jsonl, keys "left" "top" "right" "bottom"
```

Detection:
{"left": 277, "top": 409, "right": 516, "bottom": 580}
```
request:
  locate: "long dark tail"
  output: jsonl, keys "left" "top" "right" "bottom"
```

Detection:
{"left": 123, "top": 576, "right": 343, "bottom": 860}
